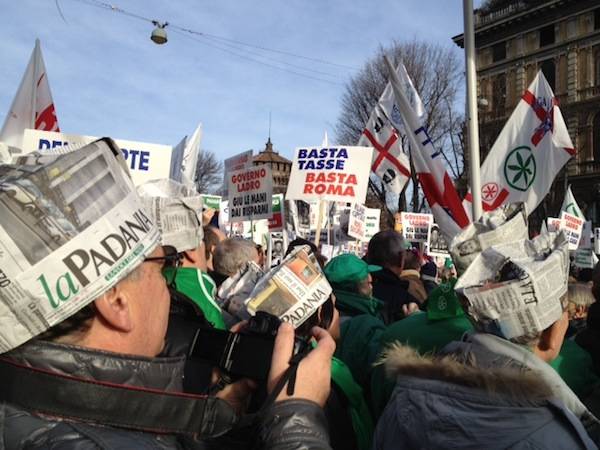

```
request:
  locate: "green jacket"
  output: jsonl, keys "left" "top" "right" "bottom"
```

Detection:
{"left": 370, "top": 311, "right": 473, "bottom": 417}
{"left": 330, "top": 356, "right": 374, "bottom": 450}
{"left": 333, "top": 289, "right": 384, "bottom": 320}
{"left": 164, "top": 267, "right": 226, "bottom": 330}
{"left": 550, "top": 339, "right": 600, "bottom": 399}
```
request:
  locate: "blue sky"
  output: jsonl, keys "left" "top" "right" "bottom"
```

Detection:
{"left": 1, "top": 0, "right": 482, "bottom": 162}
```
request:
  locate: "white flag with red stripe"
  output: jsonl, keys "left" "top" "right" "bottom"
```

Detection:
{"left": 0, "top": 39, "right": 60, "bottom": 149}
{"left": 463, "top": 71, "right": 575, "bottom": 215}
{"left": 384, "top": 58, "right": 470, "bottom": 239}
{"left": 358, "top": 102, "right": 410, "bottom": 194}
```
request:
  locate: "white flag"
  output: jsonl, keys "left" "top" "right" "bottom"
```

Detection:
{"left": 0, "top": 39, "right": 60, "bottom": 149}
{"left": 358, "top": 102, "right": 411, "bottom": 194}
{"left": 181, "top": 123, "right": 202, "bottom": 188}
{"left": 383, "top": 57, "right": 470, "bottom": 239}
{"left": 463, "top": 71, "right": 574, "bottom": 215}
{"left": 169, "top": 135, "right": 187, "bottom": 182}
{"left": 560, "top": 185, "right": 584, "bottom": 219}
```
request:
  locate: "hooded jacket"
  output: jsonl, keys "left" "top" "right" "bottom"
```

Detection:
{"left": 374, "top": 340, "right": 598, "bottom": 450}
{"left": 1, "top": 340, "right": 331, "bottom": 450}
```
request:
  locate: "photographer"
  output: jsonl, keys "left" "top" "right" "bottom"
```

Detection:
{"left": 0, "top": 141, "right": 335, "bottom": 450}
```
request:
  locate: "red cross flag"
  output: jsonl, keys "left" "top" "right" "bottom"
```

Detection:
{"left": 358, "top": 97, "right": 411, "bottom": 194}
{"left": 0, "top": 39, "right": 60, "bottom": 150}
{"left": 463, "top": 71, "right": 575, "bottom": 216}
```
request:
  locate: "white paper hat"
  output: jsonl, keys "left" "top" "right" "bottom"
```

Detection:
{"left": 137, "top": 179, "right": 203, "bottom": 252}
{"left": 0, "top": 138, "right": 159, "bottom": 353}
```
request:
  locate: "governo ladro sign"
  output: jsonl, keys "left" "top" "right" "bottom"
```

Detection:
{"left": 286, "top": 146, "right": 374, "bottom": 204}
{"left": 21, "top": 129, "right": 173, "bottom": 186}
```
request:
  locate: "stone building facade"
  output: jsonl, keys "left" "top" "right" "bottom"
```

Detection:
{"left": 252, "top": 138, "right": 292, "bottom": 195}
{"left": 453, "top": 0, "right": 600, "bottom": 223}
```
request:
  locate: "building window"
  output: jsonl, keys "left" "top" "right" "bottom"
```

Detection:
{"left": 539, "top": 24, "right": 555, "bottom": 47}
{"left": 595, "top": 8, "right": 600, "bottom": 30}
{"left": 491, "top": 73, "right": 506, "bottom": 116}
{"left": 594, "top": 112, "right": 600, "bottom": 162}
{"left": 540, "top": 59, "right": 556, "bottom": 91}
{"left": 596, "top": 50, "right": 600, "bottom": 86}
{"left": 492, "top": 42, "right": 506, "bottom": 62}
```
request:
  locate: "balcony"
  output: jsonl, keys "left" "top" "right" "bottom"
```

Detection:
{"left": 474, "top": 1, "right": 528, "bottom": 27}
{"left": 567, "top": 160, "right": 600, "bottom": 177}
{"left": 577, "top": 86, "right": 600, "bottom": 102}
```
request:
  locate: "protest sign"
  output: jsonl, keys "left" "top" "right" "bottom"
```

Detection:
{"left": 401, "top": 212, "right": 433, "bottom": 243}
{"left": 268, "top": 232, "right": 285, "bottom": 267}
{"left": 0, "top": 139, "right": 160, "bottom": 352}
{"left": 22, "top": 129, "right": 172, "bottom": 186}
{"left": 580, "top": 221, "right": 593, "bottom": 249}
{"left": 286, "top": 146, "right": 373, "bottom": 204}
{"left": 269, "top": 194, "right": 285, "bottom": 231}
{"left": 595, "top": 228, "right": 600, "bottom": 254}
{"left": 547, "top": 217, "right": 562, "bottom": 232}
{"left": 427, "top": 223, "right": 450, "bottom": 258}
{"left": 227, "top": 166, "right": 273, "bottom": 223}
{"left": 348, "top": 203, "right": 380, "bottom": 242}
{"left": 309, "top": 202, "right": 328, "bottom": 230}
{"left": 201, "top": 194, "right": 222, "bottom": 211}
{"left": 575, "top": 248, "right": 596, "bottom": 269}
{"left": 560, "top": 211, "right": 584, "bottom": 250}
{"left": 222, "top": 150, "right": 253, "bottom": 196}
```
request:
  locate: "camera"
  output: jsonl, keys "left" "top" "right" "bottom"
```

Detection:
{"left": 188, "top": 311, "right": 308, "bottom": 381}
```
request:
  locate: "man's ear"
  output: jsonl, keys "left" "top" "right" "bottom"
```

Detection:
{"left": 534, "top": 311, "right": 568, "bottom": 363}
{"left": 93, "top": 284, "right": 133, "bottom": 332}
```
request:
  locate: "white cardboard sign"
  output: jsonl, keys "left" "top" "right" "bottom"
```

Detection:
{"left": 22, "top": 129, "right": 173, "bottom": 186}
{"left": 560, "top": 211, "right": 584, "bottom": 251}
{"left": 401, "top": 212, "right": 433, "bottom": 243}
{"left": 227, "top": 166, "right": 273, "bottom": 223}
{"left": 286, "top": 146, "right": 373, "bottom": 204}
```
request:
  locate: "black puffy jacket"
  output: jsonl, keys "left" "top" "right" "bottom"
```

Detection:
{"left": 1, "top": 340, "right": 331, "bottom": 450}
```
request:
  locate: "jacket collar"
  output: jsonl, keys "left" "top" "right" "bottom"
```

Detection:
{"left": 333, "top": 289, "right": 382, "bottom": 317}
{"left": 6, "top": 339, "right": 186, "bottom": 392}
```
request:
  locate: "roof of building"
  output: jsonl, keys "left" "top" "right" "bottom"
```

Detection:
{"left": 252, "top": 138, "right": 292, "bottom": 164}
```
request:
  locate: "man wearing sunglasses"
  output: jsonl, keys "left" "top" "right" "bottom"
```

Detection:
{"left": 0, "top": 141, "right": 335, "bottom": 450}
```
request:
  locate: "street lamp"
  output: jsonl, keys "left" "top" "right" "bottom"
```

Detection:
{"left": 151, "top": 21, "right": 168, "bottom": 44}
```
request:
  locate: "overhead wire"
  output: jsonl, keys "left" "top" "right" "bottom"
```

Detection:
{"left": 67, "top": 0, "right": 357, "bottom": 83}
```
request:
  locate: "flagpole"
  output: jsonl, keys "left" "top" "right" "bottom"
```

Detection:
{"left": 31, "top": 39, "right": 40, "bottom": 128}
{"left": 463, "top": 0, "right": 482, "bottom": 221}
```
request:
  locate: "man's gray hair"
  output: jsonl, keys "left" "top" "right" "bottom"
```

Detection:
{"left": 367, "top": 230, "right": 406, "bottom": 268}
{"left": 213, "top": 238, "right": 258, "bottom": 276}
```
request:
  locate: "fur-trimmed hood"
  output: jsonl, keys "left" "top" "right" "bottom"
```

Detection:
{"left": 380, "top": 342, "right": 553, "bottom": 405}
{"left": 373, "top": 340, "right": 598, "bottom": 450}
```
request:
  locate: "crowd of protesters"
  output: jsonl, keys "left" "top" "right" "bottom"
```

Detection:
{"left": 3, "top": 139, "right": 600, "bottom": 449}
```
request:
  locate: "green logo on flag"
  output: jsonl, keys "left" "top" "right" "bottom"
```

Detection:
{"left": 503, "top": 146, "right": 536, "bottom": 192}
{"left": 565, "top": 203, "right": 580, "bottom": 217}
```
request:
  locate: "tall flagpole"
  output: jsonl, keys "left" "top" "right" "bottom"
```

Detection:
{"left": 463, "top": 0, "right": 482, "bottom": 221}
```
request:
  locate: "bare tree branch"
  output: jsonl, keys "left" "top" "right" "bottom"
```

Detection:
{"left": 194, "top": 150, "right": 223, "bottom": 194}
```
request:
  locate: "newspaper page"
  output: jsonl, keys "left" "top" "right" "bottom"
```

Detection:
{"left": 246, "top": 247, "right": 332, "bottom": 327}
{"left": 427, "top": 223, "right": 450, "bottom": 258}
{"left": 455, "top": 232, "right": 568, "bottom": 340}
{"left": 449, "top": 203, "right": 528, "bottom": 275}
{"left": 0, "top": 139, "right": 159, "bottom": 353}
{"left": 138, "top": 179, "right": 203, "bottom": 252}
{"left": 216, "top": 261, "right": 265, "bottom": 321}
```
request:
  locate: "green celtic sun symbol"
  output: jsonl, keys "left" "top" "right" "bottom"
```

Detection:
{"left": 503, "top": 146, "right": 536, "bottom": 192}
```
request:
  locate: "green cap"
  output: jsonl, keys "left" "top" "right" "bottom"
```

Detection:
{"left": 427, "top": 278, "right": 464, "bottom": 321}
{"left": 324, "top": 253, "right": 381, "bottom": 285}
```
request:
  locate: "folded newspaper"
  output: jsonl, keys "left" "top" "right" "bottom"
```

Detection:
{"left": 454, "top": 231, "right": 569, "bottom": 341}
{"left": 246, "top": 246, "right": 332, "bottom": 327}
{"left": 216, "top": 246, "right": 332, "bottom": 327}
{"left": 449, "top": 203, "right": 528, "bottom": 275}
{"left": 137, "top": 179, "right": 203, "bottom": 252}
{"left": 0, "top": 138, "right": 160, "bottom": 353}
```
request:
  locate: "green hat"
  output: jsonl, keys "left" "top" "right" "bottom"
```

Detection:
{"left": 427, "top": 278, "right": 464, "bottom": 321}
{"left": 324, "top": 253, "right": 381, "bottom": 285}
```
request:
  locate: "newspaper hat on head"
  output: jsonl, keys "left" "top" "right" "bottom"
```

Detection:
{"left": 449, "top": 203, "right": 528, "bottom": 276}
{"left": 137, "top": 179, "right": 203, "bottom": 252}
{"left": 0, "top": 138, "right": 159, "bottom": 354}
{"left": 455, "top": 231, "right": 569, "bottom": 341}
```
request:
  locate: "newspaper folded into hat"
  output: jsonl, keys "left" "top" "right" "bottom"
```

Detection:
{"left": 455, "top": 231, "right": 569, "bottom": 341}
{"left": 216, "top": 261, "right": 264, "bottom": 321}
{"left": 0, "top": 138, "right": 159, "bottom": 353}
{"left": 137, "top": 179, "right": 203, "bottom": 252}
{"left": 449, "top": 203, "right": 528, "bottom": 275}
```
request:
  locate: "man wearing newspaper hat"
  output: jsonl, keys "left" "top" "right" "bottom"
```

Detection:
{"left": 0, "top": 139, "right": 335, "bottom": 449}
{"left": 374, "top": 226, "right": 599, "bottom": 449}
{"left": 137, "top": 179, "right": 227, "bottom": 330}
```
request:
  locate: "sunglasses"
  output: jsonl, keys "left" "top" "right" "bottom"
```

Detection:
{"left": 144, "top": 245, "right": 183, "bottom": 286}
